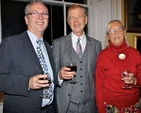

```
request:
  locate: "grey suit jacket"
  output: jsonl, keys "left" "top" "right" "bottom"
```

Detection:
{"left": 52, "top": 33, "right": 102, "bottom": 113}
{"left": 0, "top": 31, "right": 57, "bottom": 113}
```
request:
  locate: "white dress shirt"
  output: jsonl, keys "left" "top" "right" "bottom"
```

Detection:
{"left": 71, "top": 32, "right": 86, "bottom": 53}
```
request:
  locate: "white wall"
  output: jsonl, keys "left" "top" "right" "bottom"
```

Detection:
{"left": 92, "top": 0, "right": 111, "bottom": 49}
{"left": 90, "top": 0, "right": 121, "bottom": 49}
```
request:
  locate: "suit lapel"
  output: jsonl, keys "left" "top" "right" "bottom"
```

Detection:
{"left": 86, "top": 36, "right": 93, "bottom": 73}
{"left": 21, "top": 32, "right": 41, "bottom": 67}
{"left": 22, "top": 32, "right": 57, "bottom": 83}
{"left": 65, "top": 34, "right": 74, "bottom": 61}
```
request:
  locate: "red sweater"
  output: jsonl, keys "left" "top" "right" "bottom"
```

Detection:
{"left": 96, "top": 40, "right": 141, "bottom": 113}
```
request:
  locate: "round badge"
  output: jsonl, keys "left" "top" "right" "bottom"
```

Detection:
{"left": 118, "top": 53, "right": 126, "bottom": 60}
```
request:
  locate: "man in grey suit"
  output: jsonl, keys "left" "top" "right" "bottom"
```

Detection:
{"left": 52, "top": 4, "right": 102, "bottom": 113}
{"left": 0, "top": 1, "right": 57, "bottom": 113}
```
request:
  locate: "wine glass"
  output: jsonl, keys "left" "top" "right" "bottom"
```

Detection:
{"left": 65, "top": 61, "right": 77, "bottom": 84}
{"left": 40, "top": 73, "right": 52, "bottom": 99}
{"left": 121, "top": 70, "right": 132, "bottom": 89}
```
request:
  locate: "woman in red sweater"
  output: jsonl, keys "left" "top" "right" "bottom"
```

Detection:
{"left": 96, "top": 20, "right": 141, "bottom": 113}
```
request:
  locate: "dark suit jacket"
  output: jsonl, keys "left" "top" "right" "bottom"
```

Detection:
{"left": 52, "top": 33, "right": 102, "bottom": 113}
{"left": 0, "top": 31, "right": 57, "bottom": 113}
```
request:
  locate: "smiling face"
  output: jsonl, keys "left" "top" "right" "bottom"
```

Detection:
{"left": 24, "top": 2, "right": 48, "bottom": 38}
{"left": 107, "top": 21, "right": 126, "bottom": 46}
{"left": 67, "top": 7, "right": 87, "bottom": 37}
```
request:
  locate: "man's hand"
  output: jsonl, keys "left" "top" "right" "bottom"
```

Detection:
{"left": 59, "top": 67, "right": 76, "bottom": 80}
{"left": 29, "top": 74, "right": 50, "bottom": 89}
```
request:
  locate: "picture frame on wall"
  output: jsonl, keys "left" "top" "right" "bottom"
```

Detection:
{"left": 134, "top": 36, "right": 141, "bottom": 54}
{"left": 124, "top": 0, "right": 141, "bottom": 33}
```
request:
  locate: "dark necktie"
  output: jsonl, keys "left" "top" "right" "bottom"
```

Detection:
{"left": 76, "top": 38, "right": 82, "bottom": 58}
{"left": 36, "top": 40, "right": 54, "bottom": 107}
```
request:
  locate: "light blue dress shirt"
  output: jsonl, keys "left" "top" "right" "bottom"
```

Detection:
{"left": 27, "top": 30, "right": 53, "bottom": 81}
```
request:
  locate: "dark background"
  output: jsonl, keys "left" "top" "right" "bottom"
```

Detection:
{"left": 1, "top": 0, "right": 87, "bottom": 45}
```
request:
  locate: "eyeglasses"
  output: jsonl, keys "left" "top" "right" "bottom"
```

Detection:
{"left": 108, "top": 27, "right": 124, "bottom": 35}
{"left": 27, "top": 12, "right": 49, "bottom": 19}
{"left": 68, "top": 15, "right": 85, "bottom": 21}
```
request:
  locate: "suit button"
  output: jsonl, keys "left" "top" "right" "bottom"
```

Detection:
{"left": 80, "top": 61, "right": 82, "bottom": 63}
{"left": 81, "top": 91, "right": 83, "bottom": 93}
{"left": 68, "top": 94, "right": 70, "bottom": 97}
{"left": 80, "top": 76, "right": 83, "bottom": 78}
{"left": 80, "top": 68, "right": 82, "bottom": 70}
{"left": 81, "top": 83, "right": 83, "bottom": 85}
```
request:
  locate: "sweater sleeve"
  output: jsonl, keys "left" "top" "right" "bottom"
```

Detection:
{"left": 95, "top": 53, "right": 106, "bottom": 113}
{"left": 135, "top": 55, "right": 141, "bottom": 87}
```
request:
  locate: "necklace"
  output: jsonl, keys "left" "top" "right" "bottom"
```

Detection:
{"left": 118, "top": 53, "right": 126, "bottom": 60}
{"left": 109, "top": 40, "right": 128, "bottom": 60}
{"left": 110, "top": 49, "right": 127, "bottom": 60}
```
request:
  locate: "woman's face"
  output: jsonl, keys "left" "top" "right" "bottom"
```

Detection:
{"left": 107, "top": 22, "right": 126, "bottom": 46}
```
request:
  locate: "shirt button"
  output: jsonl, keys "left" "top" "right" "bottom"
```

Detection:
{"left": 68, "top": 94, "right": 70, "bottom": 97}
{"left": 81, "top": 91, "right": 83, "bottom": 93}
{"left": 80, "top": 68, "right": 82, "bottom": 70}
{"left": 80, "top": 76, "right": 83, "bottom": 78}
{"left": 81, "top": 83, "right": 83, "bottom": 85}
{"left": 80, "top": 61, "right": 82, "bottom": 63}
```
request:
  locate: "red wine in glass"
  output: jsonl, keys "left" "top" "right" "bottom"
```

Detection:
{"left": 65, "top": 62, "right": 77, "bottom": 84}
{"left": 121, "top": 70, "right": 132, "bottom": 89}
{"left": 39, "top": 77, "right": 51, "bottom": 85}
{"left": 66, "top": 65, "right": 77, "bottom": 72}
{"left": 40, "top": 73, "right": 52, "bottom": 98}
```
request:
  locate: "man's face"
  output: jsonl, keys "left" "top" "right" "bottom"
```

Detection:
{"left": 24, "top": 3, "right": 49, "bottom": 37}
{"left": 67, "top": 8, "right": 87, "bottom": 37}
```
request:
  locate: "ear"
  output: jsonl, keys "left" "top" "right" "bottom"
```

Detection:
{"left": 123, "top": 29, "right": 126, "bottom": 35}
{"left": 106, "top": 34, "right": 110, "bottom": 40}
{"left": 85, "top": 16, "right": 88, "bottom": 25}
{"left": 24, "top": 16, "right": 28, "bottom": 25}
{"left": 67, "top": 19, "right": 70, "bottom": 26}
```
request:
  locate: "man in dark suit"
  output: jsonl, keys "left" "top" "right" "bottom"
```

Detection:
{"left": 52, "top": 4, "right": 102, "bottom": 113}
{"left": 0, "top": 1, "right": 57, "bottom": 113}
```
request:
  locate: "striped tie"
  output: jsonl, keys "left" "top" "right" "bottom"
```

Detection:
{"left": 76, "top": 38, "right": 82, "bottom": 58}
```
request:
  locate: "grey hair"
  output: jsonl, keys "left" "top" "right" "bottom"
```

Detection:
{"left": 25, "top": 0, "right": 48, "bottom": 16}
{"left": 105, "top": 20, "right": 129, "bottom": 47}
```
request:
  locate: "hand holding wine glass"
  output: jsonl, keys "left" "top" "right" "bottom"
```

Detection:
{"left": 121, "top": 70, "right": 134, "bottom": 89}
{"left": 65, "top": 61, "right": 77, "bottom": 84}
{"left": 40, "top": 73, "right": 52, "bottom": 99}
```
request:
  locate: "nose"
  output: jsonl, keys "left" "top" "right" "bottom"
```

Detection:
{"left": 112, "top": 29, "right": 119, "bottom": 35}
{"left": 39, "top": 14, "right": 43, "bottom": 19}
{"left": 74, "top": 17, "right": 78, "bottom": 22}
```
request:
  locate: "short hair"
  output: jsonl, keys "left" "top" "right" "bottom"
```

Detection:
{"left": 67, "top": 4, "right": 87, "bottom": 19}
{"left": 25, "top": 0, "right": 48, "bottom": 16}
{"left": 106, "top": 20, "right": 125, "bottom": 34}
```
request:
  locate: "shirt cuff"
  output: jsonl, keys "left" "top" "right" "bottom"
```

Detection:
{"left": 58, "top": 71, "right": 63, "bottom": 85}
